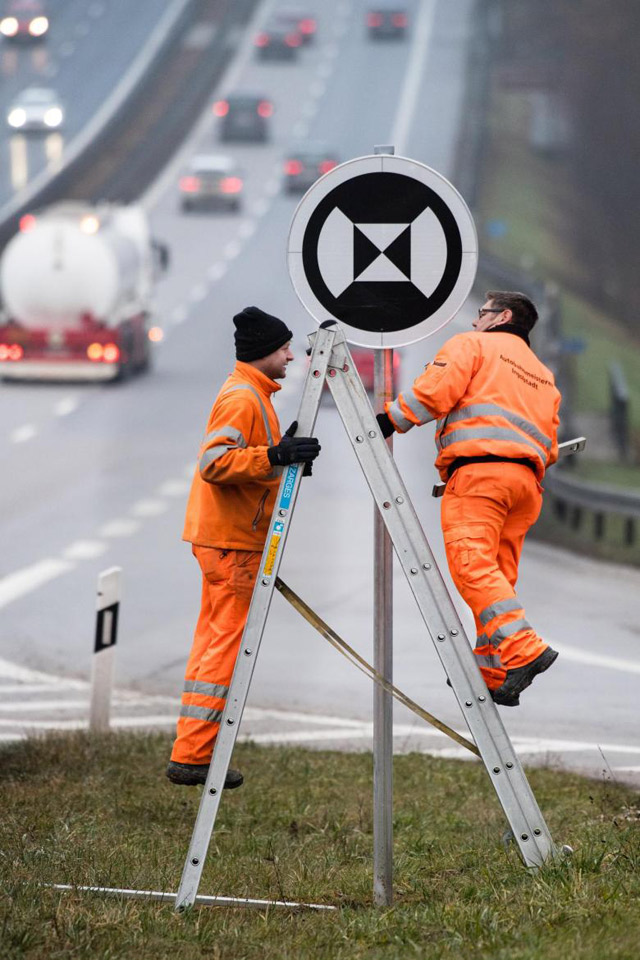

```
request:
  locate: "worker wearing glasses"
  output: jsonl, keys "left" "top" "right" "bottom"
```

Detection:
{"left": 377, "top": 291, "right": 561, "bottom": 707}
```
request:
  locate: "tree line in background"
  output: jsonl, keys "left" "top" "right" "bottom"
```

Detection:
{"left": 498, "top": 0, "right": 638, "bottom": 331}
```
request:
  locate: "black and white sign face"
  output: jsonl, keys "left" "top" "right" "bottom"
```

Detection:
{"left": 288, "top": 155, "right": 478, "bottom": 348}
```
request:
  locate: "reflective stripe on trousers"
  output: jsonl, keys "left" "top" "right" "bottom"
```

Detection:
{"left": 171, "top": 545, "right": 261, "bottom": 764}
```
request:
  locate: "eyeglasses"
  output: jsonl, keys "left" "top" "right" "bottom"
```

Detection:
{"left": 477, "top": 307, "right": 503, "bottom": 318}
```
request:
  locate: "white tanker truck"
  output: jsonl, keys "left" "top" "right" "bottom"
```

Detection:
{"left": 0, "top": 201, "right": 168, "bottom": 381}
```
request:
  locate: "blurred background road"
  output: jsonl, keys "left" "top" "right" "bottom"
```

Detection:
{"left": 0, "top": 0, "right": 637, "bottom": 788}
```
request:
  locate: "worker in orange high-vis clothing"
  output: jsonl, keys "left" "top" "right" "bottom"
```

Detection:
{"left": 376, "top": 291, "right": 562, "bottom": 707}
{"left": 167, "top": 306, "right": 321, "bottom": 788}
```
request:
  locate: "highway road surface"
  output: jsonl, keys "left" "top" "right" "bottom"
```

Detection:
{"left": 0, "top": 0, "right": 638, "bottom": 794}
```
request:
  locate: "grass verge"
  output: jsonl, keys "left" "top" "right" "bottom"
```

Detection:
{"left": 1, "top": 732, "right": 639, "bottom": 960}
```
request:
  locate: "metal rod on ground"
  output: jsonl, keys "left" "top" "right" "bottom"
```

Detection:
{"left": 373, "top": 338, "right": 395, "bottom": 908}
{"left": 89, "top": 567, "right": 121, "bottom": 733}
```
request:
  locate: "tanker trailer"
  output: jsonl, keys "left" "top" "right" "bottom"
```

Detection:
{"left": 0, "top": 201, "right": 167, "bottom": 381}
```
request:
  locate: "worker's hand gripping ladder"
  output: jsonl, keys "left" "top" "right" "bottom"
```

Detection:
{"left": 175, "top": 322, "right": 556, "bottom": 912}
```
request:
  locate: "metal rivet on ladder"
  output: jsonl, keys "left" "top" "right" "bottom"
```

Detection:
{"left": 410, "top": 567, "right": 418, "bottom": 575}
{"left": 395, "top": 496, "right": 404, "bottom": 504}
{"left": 521, "top": 833, "right": 529, "bottom": 841}
{"left": 506, "top": 761, "right": 513, "bottom": 769}
{"left": 493, "top": 766, "right": 500, "bottom": 774}
{"left": 278, "top": 509, "right": 287, "bottom": 516}
{"left": 312, "top": 370, "right": 320, "bottom": 378}
{"left": 356, "top": 435, "right": 364, "bottom": 443}
{"left": 383, "top": 501, "right": 391, "bottom": 509}
{"left": 244, "top": 648, "right": 252, "bottom": 656}
{"left": 368, "top": 430, "right": 376, "bottom": 438}
{"left": 328, "top": 369, "right": 336, "bottom": 377}
{"left": 450, "top": 628, "right": 458, "bottom": 636}
{"left": 534, "top": 828, "right": 541, "bottom": 835}
{"left": 478, "top": 695, "right": 486, "bottom": 702}
{"left": 209, "top": 787, "right": 217, "bottom": 795}
{"left": 261, "top": 578, "right": 269, "bottom": 585}
{"left": 191, "top": 857, "right": 199, "bottom": 865}
{"left": 437, "top": 633, "right": 445, "bottom": 641}
{"left": 423, "top": 562, "right": 431, "bottom": 570}
{"left": 465, "top": 700, "right": 472, "bottom": 707}
{"left": 226, "top": 718, "right": 235, "bottom": 726}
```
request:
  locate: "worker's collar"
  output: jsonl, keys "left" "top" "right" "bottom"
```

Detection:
{"left": 485, "top": 323, "right": 530, "bottom": 346}
{"left": 234, "top": 360, "right": 282, "bottom": 395}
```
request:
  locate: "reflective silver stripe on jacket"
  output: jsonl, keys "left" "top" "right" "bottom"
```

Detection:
{"left": 183, "top": 679, "right": 228, "bottom": 700}
{"left": 199, "top": 426, "right": 247, "bottom": 474}
{"left": 387, "top": 398, "right": 414, "bottom": 433}
{"left": 223, "top": 384, "right": 274, "bottom": 444}
{"left": 438, "top": 426, "right": 546, "bottom": 464}
{"left": 400, "top": 388, "right": 435, "bottom": 425}
{"left": 442, "top": 403, "right": 552, "bottom": 451}
{"left": 479, "top": 597, "right": 523, "bottom": 627}
{"left": 487, "top": 618, "right": 532, "bottom": 648}
{"left": 474, "top": 652, "right": 502, "bottom": 669}
{"left": 179, "top": 704, "right": 223, "bottom": 723}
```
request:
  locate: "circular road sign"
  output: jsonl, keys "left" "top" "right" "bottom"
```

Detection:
{"left": 287, "top": 154, "right": 478, "bottom": 348}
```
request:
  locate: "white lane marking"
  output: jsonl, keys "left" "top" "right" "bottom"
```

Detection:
{"left": 551, "top": 641, "right": 640, "bottom": 675}
{"left": 238, "top": 219, "right": 257, "bottom": 239}
{"left": 208, "top": 262, "right": 228, "bottom": 282}
{"left": 190, "top": 283, "right": 208, "bottom": 303}
{"left": 0, "top": 699, "right": 92, "bottom": 713}
{"left": 250, "top": 198, "right": 270, "bottom": 217}
{"left": 59, "top": 41, "right": 75, "bottom": 57}
{"left": 302, "top": 101, "right": 318, "bottom": 119}
{"left": 291, "top": 120, "right": 309, "bottom": 139}
{"left": 224, "top": 240, "right": 242, "bottom": 260}
{"left": 88, "top": 1, "right": 105, "bottom": 16}
{"left": 324, "top": 42, "right": 339, "bottom": 59}
{"left": 0, "top": 559, "right": 75, "bottom": 609}
{"left": 156, "top": 479, "right": 190, "bottom": 497}
{"left": 54, "top": 396, "right": 79, "bottom": 416}
{"left": 615, "top": 766, "right": 640, "bottom": 773}
{"left": 309, "top": 79, "right": 326, "bottom": 99}
{"left": 45, "top": 63, "right": 59, "bottom": 78}
{"left": 0, "top": 683, "right": 83, "bottom": 695}
{"left": 10, "top": 424, "right": 37, "bottom": 443}
{"left": 130, "top": 499, "right": 168, "bottom": 517}
{"left": 316, "top": 60, "right": 333, "bottom": 80}
{"left": 62, "top": 540, "right": 108, "bottom": 560}
{"left": 171, "top": 305, "right": 188, "bottom": 324}
{"left": 265, "top": 178, "right": 280, "bottom": 197}
{"left": 0, "top": 716, "right": 176, "bottom": 731}
{"left": 98, "top": 519, "right": 141, "bottom": 538}
{"left": 0, "top": 656, "right": 85, "bottom": 686}
{"left": 390, "top": 0, "right": 438, "bottom": 153}
{"left": 75, "top": 21, "right": 90, "bottom": 37}
{"left": 333, "top": 20, "right": 348, "bottom": 38}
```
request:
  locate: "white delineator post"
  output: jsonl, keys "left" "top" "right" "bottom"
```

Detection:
{"left": 89, "top": 566, "right": 122, "bottom": 733}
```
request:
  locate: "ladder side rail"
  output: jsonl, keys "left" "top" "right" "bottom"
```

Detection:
{"left": 326, "top": 335, "right": 555, "bottom": 867}
{"left": 175, "top": 327, "right": 336, "bottom": 911}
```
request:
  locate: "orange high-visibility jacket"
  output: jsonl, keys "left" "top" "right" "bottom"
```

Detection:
{"left": 386, "top": 329, "right": 561, "bottom": 482}
{"left": 183, "top": 362, "right": 282, "bottom": 550}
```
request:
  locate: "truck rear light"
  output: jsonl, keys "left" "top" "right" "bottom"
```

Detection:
{"left": 299, "top": 18, "right": 316, "bottom": 34}
{"left": 80, "top": 215, "right": 100, "bottom": 234}
{"left": 19, "top": 214, "right": 37, "bottom": 232}
{"left": 257, "top": 100, "right": 273, "bottom": 118}
{"left": 0, "top": 343, "right": 23, "bottom": 361}
{"left": 219, "top": 176, "right": 243, "bottom": 194}
{"left": 148, "top": 326, "right": 164, "bottom": 342}
{"left": 254, "top": 32, "right": 269, "bottom": 46}
{"left": 87, "top": 342, "right": 103, "bottom": 361}
{"left": 319, "top": 160, "right": 337, "bottom": 174}
{"left": 103, "top": 343, "right": 120, "bottom": 363}
{"left": 368, "top": 13, "right": 383, "bottom": 27}
{"left": 213, "top": 100, "right": 229, "bottom": 117}
{"left": 284, "top": 160, "right": 303, "bottom": 175}
{"left": 180, "top": 176, "right": 201, "bottom": 193}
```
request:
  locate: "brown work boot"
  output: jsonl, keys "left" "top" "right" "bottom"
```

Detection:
{"left": 491, "top": 647, "right": 559, "bottom": 707}
{"left": 166, "top": 761, "right": 244, "bottom": 789}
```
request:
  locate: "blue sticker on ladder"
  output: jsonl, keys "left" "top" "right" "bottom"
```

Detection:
{"left": 279, "top": 464, "right": 299, "bottom": 510}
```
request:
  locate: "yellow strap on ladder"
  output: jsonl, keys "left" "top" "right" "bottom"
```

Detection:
{"left": 275, "top": 577, "right": 480, "bottom": 758}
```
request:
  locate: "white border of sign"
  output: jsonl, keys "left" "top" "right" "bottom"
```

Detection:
{"left": 287, "top": 154, "right": 478, "bottom": 349}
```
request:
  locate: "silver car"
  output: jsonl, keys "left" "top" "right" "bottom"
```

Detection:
{"left": 7, "top": 87, "right": 64, "bottom": 131}
{"left": 179, "top": 154, "right": 244, "bottom": 212}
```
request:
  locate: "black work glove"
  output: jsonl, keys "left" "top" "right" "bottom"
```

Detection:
{"left": 376, "top": 412, "right": 395, "bottom": 439}
{"left": 267, "top": 420, "right": 321, "bottom": 466}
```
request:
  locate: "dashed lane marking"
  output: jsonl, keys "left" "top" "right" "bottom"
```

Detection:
{"left": 130, "top": 499, "right": 168, "bottom": 518}
{"left": 0, "top": 559, "right": 75, "bottom": 610}
{"left": 62, "top": 540, "right": 108, "bottom": 561}
{"left": 10, "top": 424, "right": 37, "bottom": 443}
{"left": 54, "top": 396, "right": 79, "bottom": 416}
{"left": 207, "top": 262, "right": 228, "bottom": 281}
{"left": 98, "top": 519, "right": 141, "bottom": 538}
{"left": 156, "top": 479, "right": 191, "bottom": 497}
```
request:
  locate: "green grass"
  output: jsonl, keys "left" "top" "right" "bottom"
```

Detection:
{"left": 1, "top": 732, "right": 639, "bottom": 959}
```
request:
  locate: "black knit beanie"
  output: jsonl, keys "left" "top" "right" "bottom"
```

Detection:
{"left": 233, "top": 306, "right": 293, "bottom": 361}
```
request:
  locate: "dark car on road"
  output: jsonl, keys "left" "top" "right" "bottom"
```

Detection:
{"left": 272, "top": 8, "right": 317, "bottom": 44}
{"left": 283, "top": 143, "right": 339, "bottom": 194}
{"left": 366, "top": 6, "right": 408, "bottom": 39}
{"left": 254, "top": 21, "right": 302, "bottom": 61}
{"left": 179, "top": 155, "right": 244, "bottom": 213}
{"left": 213, "top": 93, "right": 273, "bottom": 143}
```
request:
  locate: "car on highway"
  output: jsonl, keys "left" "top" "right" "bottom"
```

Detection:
{"left": 6, "top": 87, "right": 63, "bottom": 132}
{"left": 213, "top": 93, "right": 273, "bottom": 143}
{"left": 0, "top": 0, "right": 48, "bottom": 40}
{"left": 179, "top": 155, "right": 244, "bottom": 213}
{"left": 283, "top": 143, "right": 339, "bottom": 194}
{"left": 253, "top": 21, "right": 302, "bottom": 61}
{"left": 366, "top": 6, "right": 408, "bottom": 39}
{"left": 272, "top": 8, "right": 317, "bottom": 44}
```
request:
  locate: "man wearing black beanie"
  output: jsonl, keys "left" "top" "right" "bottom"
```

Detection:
{"left": 167, "top": 306, "right": 321, "bottom": 788}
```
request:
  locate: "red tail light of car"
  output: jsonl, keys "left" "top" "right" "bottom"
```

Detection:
{"left": 19, "top": 214, "right": 37, "bottom": 232}
{"left": 285, "top": 31, "right": 301, "bottom": 47}
{"left": 219, "top": 177, "right": 243, "bottom": 194}
{"left": 179, "top": 176, "right": 201, "bottom": 193}
{"left": 392, "top": 13, "right": 408, "bottom": 27}
{"left": 102, "top": 343, "right": 120, "bottom": 364}
{"left": 257, "top": 100, "right": 273, "bottom": 118}
{"left": 367, "top": 13, "right": 383, "bottom": 27}
{"left": 213, "top": 100, "right": 229, "bottom": 117}
{"left": 318, "top": 160, "right": 337, "bottom": 174}
{"left": 0, "top": 343, "right": 23, "bottom": 361}
{"left": 284, "top": 160, "right": 303, "bottom": 175}
{"left": 299, "top": 18, "right": 316, "bottom": 35}
{"left": 254, "top": 32, "right": 269, "bottom": 46}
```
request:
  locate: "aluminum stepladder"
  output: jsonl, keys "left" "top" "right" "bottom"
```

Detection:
{"left": 175, "top": 321, "right": 557, "bottom": 911}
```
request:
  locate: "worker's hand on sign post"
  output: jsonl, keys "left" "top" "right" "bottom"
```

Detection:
{"left": 376, "top": 412, "right": 395, "bottom": 439}
{"left": 267, "top": 420, "right": 321, "bottom": 467}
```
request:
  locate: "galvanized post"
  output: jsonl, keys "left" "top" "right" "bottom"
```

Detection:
{"left": 373, "top": 347, "right": 394, "bottom": 906}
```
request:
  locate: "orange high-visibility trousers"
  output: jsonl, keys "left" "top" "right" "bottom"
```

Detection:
{"left": 440, "top": 461, "right": 549, "bottom": 690}
{"left": 171, "top": 545, "right": 261, "bottom": 765}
